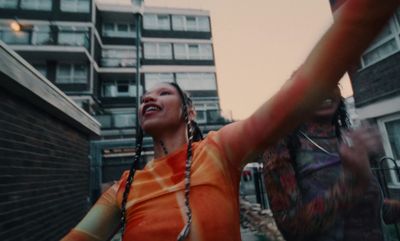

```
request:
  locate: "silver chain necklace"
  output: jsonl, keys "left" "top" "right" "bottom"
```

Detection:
{"left": 298, "top": 130, "right": 336, "bottom": 156}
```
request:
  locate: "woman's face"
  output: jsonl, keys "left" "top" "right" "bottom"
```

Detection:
{"left": 139, "top": 83, "right": 184, "bottom": 134}
{"left": 312, "top": 86, "right": 342, "bottom": 120}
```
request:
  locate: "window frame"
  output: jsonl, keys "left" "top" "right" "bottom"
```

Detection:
{"left": 102, "top": 81, "right": 143, "bottom": 97}
{"left": 0, "top": 0, "right": 18, "bottom": 9}
{"left": 143, "top": 42, "right": 173, "bottom": 60}
{"left": 359, "top": 15, "right": 400, "bottom": 69}
{"left": 378, "top": 113, "right": 400, "bottom": 186}
{"left": 56, "top": 63, "right": 88, "bottom": 84}
{"left": 20, "top": 0, "right": 52, "bottom": 11}
{"left": 60, "top": 0, "right": 90, "bottom": 13}
{"left": 144, "top": 73, "right": 174, "bottom": 90}
{"left": 172, "top": 15, "right": 210, "bottom": 32}
{"left": 143, "top": 13, "right": 171, "bottom": 30}
{"left": 102, "top": 22, "right": 137, "bottom": 38}
{"left": 173, "top": 43, "right": 213, "bottom": 60}
{"left": 101, "top": 48, "right": 137, "bottom": 67}
{"left": 175, "top": 72, "right": 217, "bottom": 91}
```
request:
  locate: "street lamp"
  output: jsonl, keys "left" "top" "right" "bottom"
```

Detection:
{"left": 131, "top": 0, "right": 144, "bottom": 130}
{"left": 10, "top": 20, "right": 21, "bottom": 32}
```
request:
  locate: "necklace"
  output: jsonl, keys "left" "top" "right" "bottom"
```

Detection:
{"left": 160, "top": 141, "right": 169, "bottom": 155}
{"left": 298, "top": 130, "right": 336, "bottom": 156}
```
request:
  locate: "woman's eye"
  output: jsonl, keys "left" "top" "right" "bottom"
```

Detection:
{"left": 160, "top": 91, "right": 171, "bottom": 96}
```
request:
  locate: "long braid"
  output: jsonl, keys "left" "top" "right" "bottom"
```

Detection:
{"left": 191, "top": 120, "right": 204, "bottom": 142}
{"left": 120, "top": 127, "right": 143, "bottom": 237}
{"left": 169, "top": 83, "right": 195, "bottom": 241}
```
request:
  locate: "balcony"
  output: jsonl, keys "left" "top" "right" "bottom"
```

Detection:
{"left": 0, "top": 26, "right": 90, "bottom": 49}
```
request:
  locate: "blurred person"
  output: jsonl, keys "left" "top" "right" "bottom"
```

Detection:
{"left": 263, "top": 87, "right": 400, "bottom": 241}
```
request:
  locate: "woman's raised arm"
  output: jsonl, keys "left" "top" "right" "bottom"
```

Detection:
{"left": 218, "top": 0, "right": 399, "bottom": 166}
{"left": 61, "top": 184, "right": 121, "bottom": 241}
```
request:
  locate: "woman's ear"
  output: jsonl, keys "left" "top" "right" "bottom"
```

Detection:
{"left": 188, "top": 106, "right": 196, "bottom": 122}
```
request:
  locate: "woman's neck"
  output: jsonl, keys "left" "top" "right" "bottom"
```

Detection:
{"left": 152, "top": 125, "right": 188, "bottom": 159}
{"left": 301, "top": 120, "right": 336, "bottom": 137}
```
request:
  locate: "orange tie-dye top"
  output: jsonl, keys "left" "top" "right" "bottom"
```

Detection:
{"left": 62, "top": 131, "right": 244, "bottom": 241}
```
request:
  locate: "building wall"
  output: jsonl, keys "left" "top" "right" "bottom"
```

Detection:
{"left": 0, "top": 41, "right": 99, "bottom": 240}
{"left": 349, "top": 52, "right": 400, "bottom": 108}
{"left": 0, "top": 88, "right": 91, "bottom": 241}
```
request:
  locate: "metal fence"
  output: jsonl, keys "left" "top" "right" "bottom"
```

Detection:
{"left": 372, "top": 156, "right": 400, "bottom": 241}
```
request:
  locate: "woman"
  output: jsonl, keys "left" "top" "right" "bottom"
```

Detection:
{"left": 61, "top": 1, "right": 399, "bottom": 240}
{"left": 263, "top": 87, "right": 400, "bottom": 240}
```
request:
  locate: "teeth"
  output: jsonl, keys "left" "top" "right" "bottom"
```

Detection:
{"left": 323, "top": 99, "right": 333, "bottom": 104}
{"left": 145, "top": 106, "right": 160, "bottom": 112}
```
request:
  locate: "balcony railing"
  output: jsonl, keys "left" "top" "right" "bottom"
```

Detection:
{"left": 95, "top": 114, "right": 136, "bottom": 129}
{"left": 196, "top": 109, "right": 232, "bottom": 125}
{"left": 0, "top": 29, "right": 90, "bottom": 49}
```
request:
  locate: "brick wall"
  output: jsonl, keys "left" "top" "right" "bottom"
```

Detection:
{"left": 350, "top": 52, "right": 400, "bottom": 107}
{"left": 0, "top": 88, "right": 90, "bottom": 241}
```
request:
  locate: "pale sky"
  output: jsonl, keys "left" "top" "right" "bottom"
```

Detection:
{"left": 98, "top": 0, "right": 353, "bottom": 120}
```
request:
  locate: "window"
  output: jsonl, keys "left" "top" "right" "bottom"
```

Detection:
{"left": 186, "top": 17, "right": 196, "bottom": 30}
{"left": 172, "top": 15, "right": 210, "bottom": 32}
{"left": 103, "top": 23, "right": 114, "bottom": 32}
{"left": 32, "top": 25, "right": 51, "bottom": 45}
{"left": 196, "top": 111, "right": 206, "bottom": 124}
{"left": 174, "top": 43, "right": 213, "bottom": 60}
{"left": 20, "top": 0, "right": 52, "bottom": 10}
{"left": 95, "top": 115, "right": 112, "bottom": 128}
{"left": 97, "top": 111, "right": 137, "bottom": 129}
{"left": 102, "top": 81, "right": 143, "bottom": 97}
{"left": 102, "top": 22, "right": 136, "bottom": 38}
{"left": 362, "top": 39, "right": 398, "bottom": 66}
{"left": 176, "top": 73, "right": 216, "bottom": 91}
{"left": 378, "top": 115, "right": 400, "bottom": 185}
{"left": 58, "top": 26, "right": 89, "bottom": 47}
{"left": 0, "top": 0, "right": 17, "bottom": 8}
{"left": 144, "top": 14, "right": 170, "bottom": 30}
{"left": 113, "top": 113, "right": 135, "bottom": 128}
{"left": 60, "top": 0, "right": 90, "bottom": 13}
{"left": 193, "top": 101, "right": 219, "bottom": 124}
{"left": 56, "top": 63, "right": 87, "bottom": 83}
{"left": 144, "top": 43, "right": 172, "bottom": 59}
{"left": 359, "top": 17, "right": 400, "bottom": 69}
{"left": 386, "top": 119, "right": 400, "bottom": 160}
{"left": 101, "top": 48, "right": 137, "bottom": 67}
{"left": 144, "top": 73, "right": 174, "bottom": 90}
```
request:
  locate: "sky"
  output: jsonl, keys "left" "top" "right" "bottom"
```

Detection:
{"left": 98, "top": 0, "right": 353, "bottom": 120}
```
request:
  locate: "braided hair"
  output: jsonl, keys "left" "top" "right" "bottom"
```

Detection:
{"left": 120, "top": 82, "right": 203, "bottom": 240}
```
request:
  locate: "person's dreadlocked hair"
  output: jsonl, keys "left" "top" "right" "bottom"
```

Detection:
{"left": 120, "top": 82, "right": 203, "bottom": 240}
{"left": 286, "top": 98, "right": 350, "bottom": 161}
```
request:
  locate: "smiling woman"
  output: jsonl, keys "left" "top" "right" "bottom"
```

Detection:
{"left": 61, "top": 1, "right": 400, "bottom": 240}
